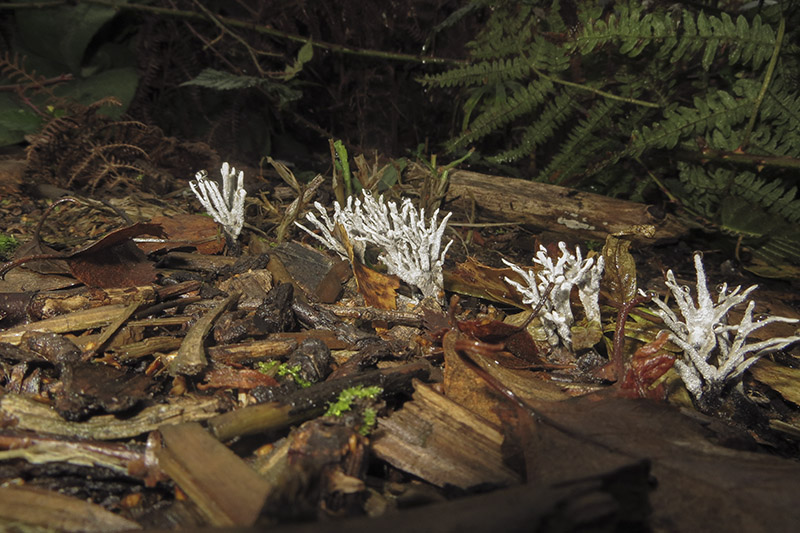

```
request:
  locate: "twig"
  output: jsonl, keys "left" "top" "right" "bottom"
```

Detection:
{"left": 190, "top": 0, "right": 275, "bottom": 76}
{"left": 0, "top": 73, "right": 73, "bottom": 92}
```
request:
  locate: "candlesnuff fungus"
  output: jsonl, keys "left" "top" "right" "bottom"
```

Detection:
{"left": 646, "top": 253, "right": 800, "bottom": 407}
{"left": 503, "top": 242, "right": 604, "bottom": 350}
{"left": 297, "top": 192, "right": 452, "bottom": 301}
{"left": 190, "top": 162, "right": 247, "bottom": 240}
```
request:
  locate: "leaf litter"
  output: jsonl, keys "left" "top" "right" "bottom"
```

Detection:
{"left": 0, "top": 168, "right": 799, "bottom": 532}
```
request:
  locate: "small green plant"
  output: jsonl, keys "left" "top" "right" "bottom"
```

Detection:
{"left": 326, "top": 385, "right": 383, "bottom": 416}
{"left": 326, "top": 385, "right": 383, "bottom": 436}
{"left": 255, "top": 360, "right": 312, "bottom": 388}
{"left": 0, "top": 234, "right": 19, "bottom": 260}
{"left": 255, "top": 360, "right": 280, "bottom": 374}
{"left": 359, "top": 407, "right": 378, "bottom": 436}
{"left": 276, "top": 363, "right": 312, "bottom": 388}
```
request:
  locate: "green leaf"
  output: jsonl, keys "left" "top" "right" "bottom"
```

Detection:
{"left": 279, "top": 41, "right": 314, "bottom": 81}
{"left": 14, "top": 0, "right": 124, "bottom": 73}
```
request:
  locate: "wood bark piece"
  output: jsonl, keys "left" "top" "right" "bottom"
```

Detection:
{"left": 27, "top": 284, "right": 157, "bottom": 321}
{"left": 445, "top": 170, "right": 686, "bottom": 244}
{"left": 0, "top": 430, "right": 159, "bottom": 482}
{"left": 156, "top": 422, "right": 271, "bottom": 527}
{"left": 168, "top": 292, "right": 240, "bottom": 376}
{"left": 372, "top": 380, "right": 521, "bottom": 489}
{"left": 0, "top": 303, "right": 129, "bottom": 345}
{"left": 207, "top": 337, "right": 298, "bottom": 364}
{"left": 0, "top": 393, "right": 225, "bottom": 440}
{"left": 0, "top": 486, "right": 141, "bottom": 531}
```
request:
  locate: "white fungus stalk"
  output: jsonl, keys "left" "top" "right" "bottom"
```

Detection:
{"left": 190, "top": 162, "right": 247, "bottom": 240}
{"left": 297, "top": 192, "right": 452, "bottom": 301}
{"left": 646, "top": 253, "right": 800, "bottom": 406}
{"left": 504, "top": 242, "right": 604, "bottom": 349}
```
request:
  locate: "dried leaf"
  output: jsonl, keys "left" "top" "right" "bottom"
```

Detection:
{"left": 618, "top": 331, "right": 676, "bottom": 399}
{"left": 749, "top": 358, "right": 800, "bottom": 406}
{"left": 446, "top": 257, "right": 522, "bottom": 306}
{"left": 457, "top": 318, "right": 545, "bottom": 365}
{"left": 352, "top": 259, "right": 399, "bottom": 310}
{"left": 135, "top": 214, "right": 225, "bottom": 255}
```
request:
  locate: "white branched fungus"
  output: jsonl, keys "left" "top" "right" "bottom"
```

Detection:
{"left": 190, "top": 162, "right": 247, "bottom": 240}
{"left": 297, "top": 192, "right": 452, "bottom": 300}
{"left": 504, "top": 242, "right": 604, "bottom": 349}
{"left": 646, "top": 253, "right": 800, "bottom": 405}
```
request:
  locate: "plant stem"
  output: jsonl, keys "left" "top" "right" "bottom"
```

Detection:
{"left": 741, "top": 16, "right": 785, "bottom": 150}
{"left": 674, "top": 146, "right": 800, "bottom": 170}
{"left": 2, "top": 0, "right": 467, "bottom": 66}
{"left": 532, "top": 67, "right": 660, "bottom": 109}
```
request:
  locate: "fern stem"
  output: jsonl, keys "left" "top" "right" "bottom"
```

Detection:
{"left": 531, "top": 67, "right": 659, "bottom": 109}
{"left": 634, "top": 156, "right": 680, "bottom": 204}
{"left": 1, "top": 0, "right": 467, "bottom": 66}
{"left": 741, "top": 16, "right": 785, "bottom": 150}
{"left": 675, "top": 147, "right": 800, "bottom": 170}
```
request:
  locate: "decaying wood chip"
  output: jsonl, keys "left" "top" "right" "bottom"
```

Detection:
{"left": 0, "top": 393, "right": 225, "bottom": 440}
{"left": 168, "top": 291, "right": 240, "bottom": 376}
{"left": 156, "top": 422, "right": 271, "bottom": 527}
{"left": 0, "top": 485, "right": 141, "bottom": 531}
{"left": 372, "top": 379, "right": 521, "bottom": 489}
{"left": 316, "top": 303, "right": 424, "bottom": 327}
{"left": 113, "top": 335, "right": 184, "bottom": 362}
{"left": 26, "top": 285, "right": 157, "bottom": 322}
{"left": 159, "top": 251, "right": 237, "bottom": 272}
{"left": 0, "top": 430, "right": 163, "bottom": 484}
{"left": 271, "top": 241, "right": 348, "bottom": 303}
{"left": 206, "top": 337, "right": 298, "bottom": 364}
{"left": 82, "top": 295, "right": 144, "bottom": 359}
{"left": 217, "top": 268, "right": 273, "bottom": 311}
{"left": 0, "top": 303, "right": 130, "bottom": 346}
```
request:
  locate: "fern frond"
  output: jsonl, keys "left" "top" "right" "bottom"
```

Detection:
{"left": 535, "top": 99, "right": 623, "bottom": 184}
{"left": 448, "top": 77, "right": 555, "bottom": 150}
{"left": 467, "top": 4, "right": 535, "bottom": 60}
{"left": 629, "top": 87, "right": 753, "bottom": 155}
{"left": 732, "top": 172, "right": 800, "bottom": 222}
{"left": 419, "top": 57, "right": 533, "bottom": 88}
{"left": 576, "top": 7, "right": 775, "bottom": 70}
{"left": 488, "top": 90, "right": 577, "bottom": 163}
{"left": 763, "top": 75, "right": 800, "bottom": 133}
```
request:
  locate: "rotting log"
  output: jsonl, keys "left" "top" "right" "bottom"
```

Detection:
{"left": 445, "top": 170, "right": 686, "bottom": 244}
